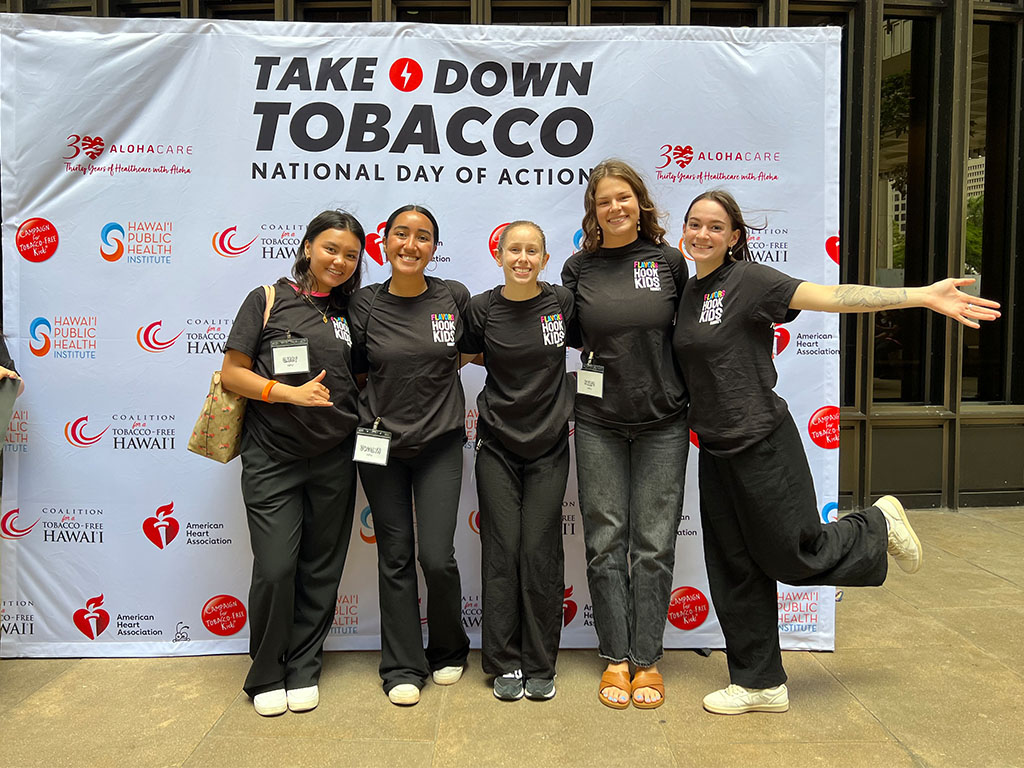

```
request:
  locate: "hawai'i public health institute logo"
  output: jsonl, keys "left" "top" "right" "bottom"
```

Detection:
{"left": 30, "top": 315, "right": 98, "bottom": 360}
{"left": 100, "top": 220, "right": 173, "bottom": 264}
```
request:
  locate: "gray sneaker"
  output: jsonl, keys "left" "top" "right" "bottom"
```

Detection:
{"left": 493, "top": 670, "right": 524, "bottom": 701}
{"left": 875, "top": 495, "right": 922, "bottom": 574}
{"left": 524, "top": 677, "right": 556, "bottom": 700}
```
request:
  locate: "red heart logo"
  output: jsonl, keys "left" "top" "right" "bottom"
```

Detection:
{"left": 773, "top": 326, "right": 790, "bottom": 357}
{"left": 673, "top": 145, "right": 694, "bottom": 170}
{"left": 825, "top": 235, "right": 840, "bottom": 265}
{"left": 73, "top": 595, "right": 110, "bottom": 639}
{"left": 366, "top": 222, "right": 387, "bottom": 266}
{"left": 143, "top": 502, "right": 179, "bottom": 549}
{"left": 562, "top": 586, "right": 578, "bottom": 627}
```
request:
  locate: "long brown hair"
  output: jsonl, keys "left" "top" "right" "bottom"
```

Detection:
{"left": 683, "top": 189, "right": 759, "bottom": 262}
{"left": 580, "top": 159, "right": 666, "bottom": 252}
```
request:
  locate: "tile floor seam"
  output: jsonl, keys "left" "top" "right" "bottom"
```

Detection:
{"left": 175, "top": 691, "right": 241, "bottom": 768}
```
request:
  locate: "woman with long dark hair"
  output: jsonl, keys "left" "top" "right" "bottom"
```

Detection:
{"left": 562, "top": 160, "right": 689, "bottom": 709}
{"left": 348, "top": 204, "right": 471, "bottom": 706}
{"left": 672, "top": 189, "right": 1000, "bottom": 714}
{"left": 221, "top": 209, "right": 364, "bottom": 716}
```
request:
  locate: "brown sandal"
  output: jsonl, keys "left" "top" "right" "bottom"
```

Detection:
{"left": 598, "top": 668, "right": 632, "bottom": 709}
{"left": 631, "top": 668, "right": 665, "bottom": 709}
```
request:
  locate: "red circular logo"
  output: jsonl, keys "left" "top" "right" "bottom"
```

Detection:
{"left": 488, "top": 222, "right": 510, "bottom": 259}
{"left": 201, "top": 594, "right": 247, "bottom": 636}
{"left": 16, "top": 218, "right": 59, "bottom": 262}
{"left": 389, "top": 58, "right": 423, "bottom": 92}
{"left": 667, "top": 586, "right": 709, "bottom": 630}
{"left": 808, "top": 405, "right": 840, "bottom": 450}
{"left": 825, "top": 234, "right": 840, "bottom": 265}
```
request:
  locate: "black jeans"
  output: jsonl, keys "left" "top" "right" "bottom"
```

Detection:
{"left": 699, "top": 413, "right": 888, "bottom": 689}
{"left": 476, "top": 427, "right": 569, "bottom": 679}
{"left": 240, "top": 432, "right": 357, "bottom": 697}
{"left": 358, "top": 431, "right": 470, "bottom": 693}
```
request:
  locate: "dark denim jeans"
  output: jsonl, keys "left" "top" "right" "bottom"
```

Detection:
{"left": 573, "top": 412, "right": 688, "bottom": 666}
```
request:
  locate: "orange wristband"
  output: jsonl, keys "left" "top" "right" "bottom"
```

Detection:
{"left": 261, "top": 380, "right": 278, "bottom": 402}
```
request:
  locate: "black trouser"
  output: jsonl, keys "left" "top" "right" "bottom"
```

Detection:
{"left": 240, "top": 431, "right": 357, "bottom": 697}
{"left": 698, "top": 413, "right": 888, "bottom": 689}
{"left": 475, "top": 427, "right": 569, "bottom": 679}
{"left": 358, "top": 431, "right": 470, "bottom": 693}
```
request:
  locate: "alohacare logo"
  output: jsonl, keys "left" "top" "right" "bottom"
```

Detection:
{"left": 0, "top": 509, "right": 38, "bottom": 540}
{"left": 202, "top": 594, "right": 247, "bottom": 636}
{"left": 39, "top": 506, "right": 104, "bottom": 544}
{"left": 655, "top": 142, "right": 781, "bottom": 185}
{"left": 667, "top": 586, "right": 710, "bottom": 630}
{"left": 633, "top": 261, "right": 661, "bottom": 292}
{"left": 64, "top": 416, "right": 109, "bottom": 448}
{"left": 746, "top": 227, "right": 788, "bottom": 264}
{"left": 1, "top": 599, "right": 36, "bottom": 638}
{"left": 826, "top": 233, "right": 840, "bottom": 265}
{"left": 561, "top": 500, "right": 577, "bottom": 536}
{"left": 5, "top": 408, "right": 29, "bottom": 454}
{"left": 212, "top": 226, "right": 258, "bottom": 257}
{"left": 16, "top": 218, "right": 59, "bottom": 263}
{"left": 73, "top": 594, "right": 110, "bottom": 639}
{"left": 562, "top": 586, "right": 578, "bottom": 627}
{"left": 30, "top": 315, "right": 98, "bottom": 360}
{"left": 431, "top": 313, "right": 456, "bottom": 346}
{"left": 185, "top": 317, "right": 234, "bottom": 355}
{"left": 488, "top": 223, "right": 509, "bottom": 259}
{"left": 143, "top": 502, "right": 179, "bottom": 549}
{"left": 136, "top": 321, "right": 183, "bottom": 353}
{"left": 250, "top": 56, "right": 595, "bottom": 183}
{"left": 64, "top": 133, "right": 194, "bottom": 177}
{"left": 462, "top": 594, "right": 482, "bottom": 629}
{"left": 821, "top": 501, "right": 839, "bottom": 524}
{"left": 100, "top": 221, "right": 173, "bottom": 264}
{"left": 331, "top": 593, "right": 359, "bottom": 636}
{"left": 359, "top": 506, "right": 375, "bottom": 544}
{"left": 257, "top": 222, "right": 306, "bottom": 259}
{"left": 468, "top": 510, "right": 481, "bottom": 535}
{"left": 808, "top": 405, "right": 840, "bottom": 450}
{"left": 778, "top": 588, "right": 819, "bottom": 633}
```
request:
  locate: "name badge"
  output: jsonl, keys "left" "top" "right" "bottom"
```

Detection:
{"left": 577, "top": 363, "right": 605, "bottom": 398}
{"left": 354, "top": 427, "right": 391, "bottom": 466}
{"left": 271, "top": 339, "right": 310, "bottom": 375}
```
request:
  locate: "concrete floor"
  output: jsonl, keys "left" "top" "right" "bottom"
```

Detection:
{"left": 2, "top": 507, "right": 1023, "bottom": 768}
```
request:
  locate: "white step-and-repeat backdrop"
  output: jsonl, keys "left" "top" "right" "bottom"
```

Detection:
{"left": 1, "top": 15, "right": 841, "bottom": 657}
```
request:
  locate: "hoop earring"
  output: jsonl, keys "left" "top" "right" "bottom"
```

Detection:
{"left": 426, "top": 260, "right": 437, "bottom": 273}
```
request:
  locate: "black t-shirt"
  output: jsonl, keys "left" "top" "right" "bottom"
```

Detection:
{"left": 672, "top": 260, "right": 802, "bottom": 456}
{"left": 0, "top": 338, "right": 16, "bottom": 373}
{"left": 561, "top": 238, "right": 689, "bottom": 426}
{"left": 348, "top": 277, "right": 471, "bottom": 458}
{"left": 225, "top": 279, "right": 359, "bottom": 462}
{"left": 462, "top": 282, "right": 575, "bottom": 460}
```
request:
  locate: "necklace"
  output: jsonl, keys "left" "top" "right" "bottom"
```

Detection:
{"left": 302, "top": 292, "right": 331, "bottom": 323}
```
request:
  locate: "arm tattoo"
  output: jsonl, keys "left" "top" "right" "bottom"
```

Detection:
{"left": 832, "top": 285, "right": 907, "bottom": 308}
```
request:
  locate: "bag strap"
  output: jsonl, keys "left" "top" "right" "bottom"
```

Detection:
{"left": 262, "top": 284, "right": 275, "bottom": 329}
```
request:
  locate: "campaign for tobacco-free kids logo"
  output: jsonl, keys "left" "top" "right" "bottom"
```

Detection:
{"left": 633, "top": 261, "right": 661, "bottom": 291}
{"left": 431, "top": 312, "right": 456, "bottom": 345}
{"left": 541, "top": 312, "right": 565, "bottom": 346}
{"left": 699, "top": 289, "right": 725, "bottom": 325}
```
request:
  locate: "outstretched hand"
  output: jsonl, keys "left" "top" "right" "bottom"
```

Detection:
{"left": 0, "top": 366, "right": 19, "bottom": 380}
{"left": 924, "top": 278, "right": 1001, "bottom": 328}
{"left": 289, "top": 370, "right": 333, "bottom": 407}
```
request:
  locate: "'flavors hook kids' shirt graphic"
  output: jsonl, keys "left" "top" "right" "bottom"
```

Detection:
{"left": 699, "top": 289, "right": 725, "bottom": 325}
{"left": 332, "top": 316, "right": 352, "bottom": 346}
{"left": 431, "top": 313, "right": 456, "bottom": 345}
{"left": 634, "top": 261, "right": 661, "bottom": 291}
{"left": 540, "top": 312, "right": 565, "bottom": 346}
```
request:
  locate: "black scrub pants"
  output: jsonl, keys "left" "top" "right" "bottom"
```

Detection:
{"left": 698, "top": 413, "right": 888, "bottom": 690}
{"left": 475, "top": 426, "right": 569, "bottom": 680}
{"left": 357, "top": 431, "right": 470, "bottom": 693}
{"left": 240, "top": 431, "right": 357, "bottom": 697}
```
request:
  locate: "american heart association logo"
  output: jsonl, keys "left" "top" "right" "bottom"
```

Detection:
{"left": 562, "top": 586, "right": 578, "bottom": 626}
{"left": 143, "top": 502, "right": 179, "bottom": 549}
{"left": 73, "top": 594, "right": 110, "bottom": 639}
{"left": 673, "top": 145, "right": 694, "bottom": 170}
{"left": 365, "top": 222, "right": 388, "bottom": 266}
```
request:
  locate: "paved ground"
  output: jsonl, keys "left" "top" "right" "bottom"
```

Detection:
{"left": 2, "top": 506, "right": 1023, "bottom": 767}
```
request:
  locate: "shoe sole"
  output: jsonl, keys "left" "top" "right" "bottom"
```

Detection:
{"left": 388, "top": 689, "right": 420, "bottom": 706}
{"left": 287, "top": 699, "right": 318, "bottom": 712}
{"left": 254, "top": 703, "right": 287, "bottom": 716}
{"left": 703, "top": 701, "right": 789, "bottom": 715}
{"left": 493, "top": 688, "right": 525, "bottom": 701}
{"left": 432, "top": 673, "right": 463, "bottom": 686}
{"left": 525, "top": 690, "right": 555, "bottom": 701}
{"left": 878, "top": 495, "right": 923, "bottom": 574}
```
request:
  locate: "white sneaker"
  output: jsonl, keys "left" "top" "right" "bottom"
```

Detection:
{"left": 286, "top": 685, "right": 319, "bottom": 712}
{"left": 431, "top": 665, "right": 464, "bottom": 685}
{"left": 253, "top": 688, "right": 287, "bottom": 717}
{"left": 388, "top": 683, "right": 420, "bottom": 706}
{"left": 875, "top": 495, "right": 922, "bottom": 574}
{"left": 702, "top": 683, "right": 789, "bottom": 715}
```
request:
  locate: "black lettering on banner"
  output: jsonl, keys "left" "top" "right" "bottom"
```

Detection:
{"left": 447, "top": 107, "right": 489, "bottom": 156}
{"left": 390, "top": 105, "right": 440, "bottom": 154}
{"left": 347, "top": 103, "right": 391, "bottom": 152}
{"left": 291, "top": 103, "right": 345, "bottom": 152}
